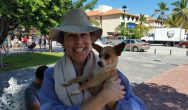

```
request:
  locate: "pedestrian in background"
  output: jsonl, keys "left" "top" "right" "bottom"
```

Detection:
{"left": 42, "top": 37, "right": 46, "bottom": 49}
{"left": 24, "top": 65, "right": 48, "bottom": 110}
{"left": 23, "top": 35, "right": 28, "bottom": 47}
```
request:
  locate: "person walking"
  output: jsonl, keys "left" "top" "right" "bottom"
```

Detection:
{"left": 38, "top": 38, "right": 42, "bottom": 49}
{"left": 23, "top": 35, "right": 28, "bottom": 47}
{"left": 42, "top": 37, "right": 46, "bottom": 49}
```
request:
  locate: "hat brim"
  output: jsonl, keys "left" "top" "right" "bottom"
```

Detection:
{"left": 49, "top": 25, "right": 102, "bottom": 44}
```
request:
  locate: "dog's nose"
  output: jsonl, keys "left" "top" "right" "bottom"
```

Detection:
{"left": 98, "top": 61, "right": 104, "bottom": 67}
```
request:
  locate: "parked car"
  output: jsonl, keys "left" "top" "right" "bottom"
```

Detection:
{"left": 123, "top": 39, "right": 150, "bottom": 52}
{"left": 95, "top": 39, "right": 112, "bottom": 47}
{"left": 178, "top": 41, "right": 188, "bottom": 48}
{"left": 107, "top": 36, "right": 126, "bottom": 45}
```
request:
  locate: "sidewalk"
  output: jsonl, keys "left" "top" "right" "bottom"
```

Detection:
{"left": 9, "top": 46, "right": 63, "bottom": 53}
{"left": 133, "top": 64, "right": 188, "bottom": 110}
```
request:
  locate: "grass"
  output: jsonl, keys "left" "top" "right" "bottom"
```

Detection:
{"left": 0, "top": 52, "right": 64, "bottom": 72}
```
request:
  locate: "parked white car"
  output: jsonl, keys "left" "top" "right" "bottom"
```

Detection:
{"left": 95, "top": 39, "right": 112, "bottom": 47}
{"left": 109, "top": 36, "right": 126, "bottom": 45}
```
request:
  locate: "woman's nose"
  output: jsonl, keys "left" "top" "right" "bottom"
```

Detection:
{"left": 75, "top": 36, "right": 83, "bottom": 44}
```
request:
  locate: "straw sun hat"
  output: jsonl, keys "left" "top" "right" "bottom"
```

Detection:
{"left": 49, "top": 8, "right": 102, "bottom": 44}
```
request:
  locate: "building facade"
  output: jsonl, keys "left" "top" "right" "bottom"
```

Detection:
{"left": 86, "top": 5, "right": 163, "bottom": 36}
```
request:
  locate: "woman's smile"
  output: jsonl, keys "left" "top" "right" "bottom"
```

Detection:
{"left": 73, "top": 47, "right": 85, "bottom": 53}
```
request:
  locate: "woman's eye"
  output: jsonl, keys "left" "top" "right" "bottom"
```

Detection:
{"left": 81, "top": 33, "right": 86, "bottom": 36}
{"left": 81, "top": 33, "right": 88, "bottom": 38}
{"left": 67, "top": 34, "right": 75, "bottom": 40}
{"left": 69, "top": 34, "right": 74, "bottom": 38}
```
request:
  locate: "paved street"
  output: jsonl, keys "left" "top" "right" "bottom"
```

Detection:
{"left": 147, "top": 44, "right": 188, "bottom": 56}
{"left": 118, "top": 51, "right": 188, "bottom": 84}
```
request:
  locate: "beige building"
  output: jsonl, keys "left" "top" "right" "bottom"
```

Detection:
{"left": 86, "top": 5, "right": 163, "bottom": 36}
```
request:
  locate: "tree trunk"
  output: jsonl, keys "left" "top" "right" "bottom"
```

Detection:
{"left": 46, "top": 35, "right": 52, "bottom": 52}
{"left": 1, "top": 16, "right": 19, "bottom": 46}
{"left": 0, "top": 16, "right": 9, "bottom": 45}
{"left": 2, "top": 44, "right": 8, "bottom": 54}
{"left": 140, "top": 23, "right": 142, "bottom": 36}
{"left": 0, "top": 46, "right": 3, "bottom": 68}
{"left": 0, "top": 16, "right": 19, "bottom": 67}
{"left": 0, "top": 53, "right": 2, "bottom": 68}
{"left": 0, "top": 17, "right": 9, "bottom": 68}
{"left": 49, "top": 37, "right": 52, "bottom": 52}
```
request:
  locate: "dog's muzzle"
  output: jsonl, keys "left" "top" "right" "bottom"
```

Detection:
{"left": 98, "top": 61, "right": 105, "bottom": 67}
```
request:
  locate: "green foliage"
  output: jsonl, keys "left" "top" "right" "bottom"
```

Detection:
{"left": 0, "top": 0, "right": 98, "bottom": 68}
{"left": 0, "top": 52, "right": 64, "bottom": 72}
{"left": 115, "top": 23, "right": 126, "bottom": 36}
{"left": 165, "top": 14, "right": 180, "bottom": 27}
{"left": 83, "top": 0, "right": 98, "bottom": 10}
{"left": 0, "top": 0, "right": 98, "bottom": 45}
{"left": 171, "top": 0, "right": 188, "bottom": 28}
{"left": 18, "top": 0, "right": 73, "bottom": 35}
{"left": 89, "top": 18, "right": 100, "bottom": 26}
{"left": 152, "top": 2, "right": 169, "bottom": 22}
{"left": 115, "top": 23, "right": 150, "bottom": 39}
{"left": 139, "top": 13, "right": 148, "bottom": 35}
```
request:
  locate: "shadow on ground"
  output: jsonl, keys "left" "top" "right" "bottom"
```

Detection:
{"left": 133, "top": 83, "right": 188, "bottom": 110}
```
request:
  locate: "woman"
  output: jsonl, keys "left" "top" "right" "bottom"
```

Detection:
{"left": 39, "top": 8, "right": 146, "bottom": 110}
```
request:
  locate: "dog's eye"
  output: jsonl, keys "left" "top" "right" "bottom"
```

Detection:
{"left": 99, "top": 54, "right": 102, "bottom": 58}
{"left": 104, "top": 54, "right": 110, "bottom": 59}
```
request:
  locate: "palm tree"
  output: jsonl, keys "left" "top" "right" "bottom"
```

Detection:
{"left": 115, "top": 24, "right": 127, "bottom": 36}
{"left": 165, "top": 14, "right": 179, "bottom": 27}
{"left": 88, "top": 17, "right": 100, "bottom": 26}
{"left": 171, "top": 0, "right": 188, "bottom": 29}
{"left": 139, "top": 13, "right": 147, "bottom": 35}
{"left": 152, "top": 2, "right": 169, "bottom": 26}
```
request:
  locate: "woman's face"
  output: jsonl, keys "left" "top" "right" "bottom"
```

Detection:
{"left": 63, "top": 32, "right": 92, "bottom": 64}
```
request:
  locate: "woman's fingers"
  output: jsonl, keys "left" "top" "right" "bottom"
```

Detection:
{"left": 121, "top": 90, "right": 126, "bottom": 96}
{"left": 120, "top": 95, "right": 125, "bottom": 99}
{"left": 116, "top": 79, "right": 121, "bottom": 84}
{"left": 103, "top": 78, "right": 126, "bottom": 101}
{"left": 116, "top": 89, "right": 125, "bottom": 100}
{"left": 119, "top": 85, "right": 125, "bottom": 90}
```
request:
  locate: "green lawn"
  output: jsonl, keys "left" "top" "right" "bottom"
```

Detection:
{"left": 0, "top": 52, "right": 64, "bottom": 72}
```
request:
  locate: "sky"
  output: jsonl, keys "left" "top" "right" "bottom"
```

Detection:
{"left": 94, "top": 0, "right": 177, "bottom": 16}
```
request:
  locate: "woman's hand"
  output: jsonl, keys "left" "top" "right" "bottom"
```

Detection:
{"left": 102, "top": 77, "right": 126, "bottom": 103}
{"left": 81, "top": 74, "right": 125, "bottom": 110}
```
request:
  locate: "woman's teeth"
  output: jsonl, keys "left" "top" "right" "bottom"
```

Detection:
{"left": 74, "top": 48, "right": 84, "bottom": 52}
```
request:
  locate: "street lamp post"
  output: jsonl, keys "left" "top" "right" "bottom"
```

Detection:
{"left": 122, "top": 5, "right": 127, "bottom": 27}
{"left": 100, "top": 15, "right": 102, "bottom": 28}
{"left": 122, "top": 5, "right": 127, "bottom": 38}
{"left": 122, "top": 5, "right": 131, "bottom": 52}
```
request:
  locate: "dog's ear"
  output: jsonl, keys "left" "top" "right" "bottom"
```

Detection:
{"left": 114, "top": 42, "right": 125, "bottom": 56}
{"left": 92, "top": 43, "right": 102, "bottom": 53}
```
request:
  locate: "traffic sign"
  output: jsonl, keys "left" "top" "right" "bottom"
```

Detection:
{"left": 127, "top": 22, "right": 136, "bottom": 28}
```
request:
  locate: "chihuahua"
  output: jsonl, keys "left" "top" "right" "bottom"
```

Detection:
{"left": 63, "top": 42, "right": 125, "bottom": 95}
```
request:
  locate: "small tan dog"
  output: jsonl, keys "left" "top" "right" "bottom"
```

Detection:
{"left": 63, "top": 42, "right": 125, "bottom": 95}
